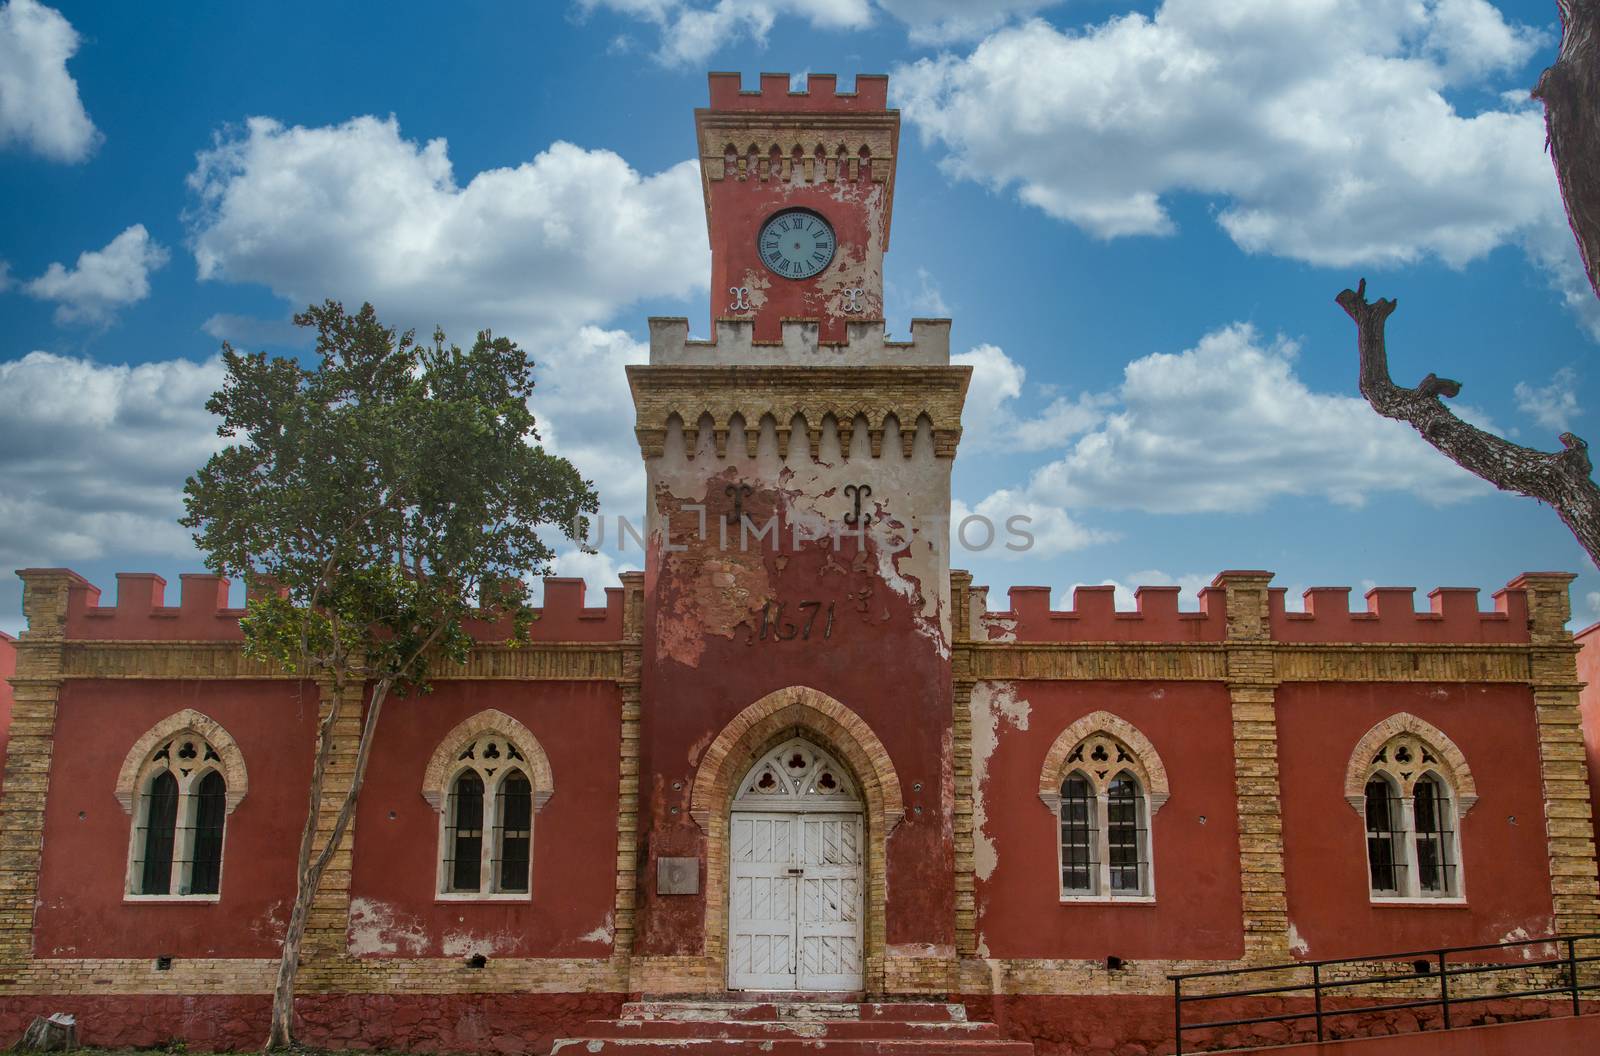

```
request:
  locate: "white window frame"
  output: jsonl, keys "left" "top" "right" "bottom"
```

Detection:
{"left": 436, "top": 759, "right": 535, "bottom": 902}
{"left": 125, "top": 762, "right": 228, "bottom": 902}
{"left": 1361, "top": 767, "right": 1466, "bottom": 905}
{"left": 1056, "top": 768, "right": 1156, "bottom": 903}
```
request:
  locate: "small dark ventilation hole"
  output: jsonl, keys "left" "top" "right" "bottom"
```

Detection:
{"left": 156, "top": 956, "right": 173, "bottom": 971}
{"left": 1106, "top": 956, "right": 1125, "bottom": 971}
{"left": 467, "top": 954, "right": 488, "bottom": 969}
{"left": 1412, "top": 960, "right": 1432, "bottom": 975}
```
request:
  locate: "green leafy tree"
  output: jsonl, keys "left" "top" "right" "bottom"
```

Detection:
{"left": 181, "top": 302, "right": 597, "bottom": 1050}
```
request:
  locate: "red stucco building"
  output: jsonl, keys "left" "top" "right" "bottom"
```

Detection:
{"left": 2, "top": 74, "right": 1598, "bottom": 1056}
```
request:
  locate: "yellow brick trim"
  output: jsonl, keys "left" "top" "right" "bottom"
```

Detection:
{"left": 113, "top": 708, "right": 250, "bottom": 815}
{"left": 418, "top": 709, "right": 554, "bottom": 813}
{"left": 686, "top": 685, "right": 902, "bottom": 994}
{"left": 1341, "top": 712, "right": 1478, "bottom": 815}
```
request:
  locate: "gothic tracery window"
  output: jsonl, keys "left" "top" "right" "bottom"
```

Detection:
{"left": 436, "top": 730, "right": 543, "bottom": 896}
{"left": 1353, "top": 724, "right": 1468, "bottom": 900}
{"left": 1047, "top": 722, "right": 1162, "bottom": 900}
{"left": 129, "top": 733, "right": 230, "bottom": 897}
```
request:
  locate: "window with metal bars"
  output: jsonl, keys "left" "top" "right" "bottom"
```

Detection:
{"left": 1059, "top": 773, "right": 1097, "bottom": 894}
{"left": 446, "top": 771, "right": 486, "bottom": 892}
{"left": 1107, "top": 773, "right": 1148, "bottom": 895}
{"left": 190, "top": 771, "right": 227, "bottom": 895}
{"left": 1412, "top": 775, "right": 1456, "bottom": 896}
{"left": 137, "top": 771, "right": 179, "bottom": 895}
{"left": 1365, "top": 776, "right": 1404, "bottom": 895}
{"left": 496, "top": 771, "right": 532, "bottom": 893}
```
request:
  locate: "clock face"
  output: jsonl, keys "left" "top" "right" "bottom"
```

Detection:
{"left": 758, "top": 210, "right": 836, "bottom": 279}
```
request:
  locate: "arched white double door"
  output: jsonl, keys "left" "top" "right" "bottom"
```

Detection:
{"left": 728, "top": 737, "right": 864, "bottom": 992}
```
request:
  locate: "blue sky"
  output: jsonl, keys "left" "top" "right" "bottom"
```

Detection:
{"left": 1, "top": 0, "right": 1597, "bottom": 634}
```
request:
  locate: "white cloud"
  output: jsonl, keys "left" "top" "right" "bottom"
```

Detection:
{"left": 533, "top": 326, "right": 650, "bottom": 514}
{"left": 185, "top": 115, "right": 706, "bottom": 344}
{"left": 1078, "top": 569, "right": 1213, "bottom": 610}
{"left": 576, "top": 0, "right": 1060, "bottom": 61}
{"left": 952, "top": 491, "right": 1114, "bottom": 559}
{"left": 0, "top": 351, "right": 226, "bottom": 622}
{"left": 23, "top": 225, "right": 170, "bottom": 326}
{"left": 893, "top": 2, "right": 1573, "bottom": 286}
{"left": 0, "top": 0, "right": 99, "bottom": 162}
{"left": 200, "top": 312, "right": 309, "bottom": 349}
{"left": 577, "top": 0, "right": 872, "bottom": 66}
{"left": 877, "top": 0, "right": 1062, "bottom": 45}
{"left": 953, "top": 342, "right": 1109, "bottom": 453}
{"left": 1514, "top": 366, "right": 1581, "bottom": 434}
{"left": 548, "top": 545, "right": 640, "bottom": 601}
{"left": 1002, "top": 322, "right": 1489, "bottom": 517}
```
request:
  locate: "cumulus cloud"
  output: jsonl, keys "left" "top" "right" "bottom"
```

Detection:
{"left": 986, "top": 323, "right": 1489, "bottom": 520}
{"left": 0, "top": 0, "right": 99, "bottom": 162}
{"left": 952, "top": 490, "right": 1113, "bottom": 559}
{"left": 576, "top": 0, "right": 1061, "bottom": 62}
{"left": 185, "top": 115, "right": 707, "bottom": 344}
{"left": 953, "top": 342, "right": 1109, "bottom": 454}
{"left": 23, "top": 225, "right": 170, "bottom": 325}
{"left": 1079, "top": 569, "right": 1214, "bottom": 610}
{"left": 0, "top": 351, "right": 226, "bottom": 623}
{"left": 877, "top": 0, "right": 1063, "bottom": 45}
{"left": 892, "top": 1, "right": 1591, "bottom": 327}
{"left": 531, "top": 326, "right": 650, "bottom": 514}
{"left": 1514, "top": 366, "right": 1581, "bottom": 434}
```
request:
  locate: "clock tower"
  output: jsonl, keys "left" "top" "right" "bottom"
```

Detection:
{"left": 626, "top": 72, "right": 972, "bottom": 997}
{"left": 698, "top": 71, "right": 898, "bottom": 343}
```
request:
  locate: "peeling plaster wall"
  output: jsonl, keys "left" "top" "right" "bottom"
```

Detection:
{"left": 972, "top": 679, "right": 1245, "bottom": 961}
{"left": 709, "top": 164, "right": 889, "bottom": 343}
{"left": 347, "top": 680, "right": 621, "bottom": 959}
{"left": 635, "top": 417, "right": 955, "bottom": 956}
{"left": 1276, "top": 682, "right": 1555, "bottom": 958}
{"left": 35, "top": 679, "right": 317, "bottom": 958}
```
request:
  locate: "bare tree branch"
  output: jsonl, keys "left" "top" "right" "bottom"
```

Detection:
{"left": 1534, "top": 0, "right": 1600, "bottom": 303}
{"left": 1337, "top": 279, "right": 1600, "bottom": 568}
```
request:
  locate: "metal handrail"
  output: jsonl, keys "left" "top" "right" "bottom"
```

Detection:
{"left": 1168, "top": 931, "right": 1600, "bottom": 1055}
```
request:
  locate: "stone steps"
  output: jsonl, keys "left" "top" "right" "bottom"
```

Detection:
{"left": 548, "top": 1000, "right": 1034, "bottom": 1056}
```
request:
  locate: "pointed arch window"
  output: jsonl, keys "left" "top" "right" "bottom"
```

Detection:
{"left": 1041, "top": 713, "right": 1167, "bottom": 902}
{"left": 422, "top": 711, "right": 554, "bottom": 900}
{"left": 124, "top": 725, "right": 241, "bottom": 899}
{"left": 1347, "top": 716, "right": 1474, "bottom": 902}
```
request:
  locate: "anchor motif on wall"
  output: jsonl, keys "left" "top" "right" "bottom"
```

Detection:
{"left": 728, "top": 286, "right": 753, "bottom": 312}
{"left": 725, "top": 483, "right": 754, "bottom": 524}
{"left": 843, "top": 483, "right": 872, "bottom": 527}
{"left": 842, "top": 287, "right": 865, "bottom": 314}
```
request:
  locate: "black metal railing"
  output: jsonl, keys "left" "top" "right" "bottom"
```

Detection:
{"left": 1169, "top": 932, "right": 1600, "bottom": 1055}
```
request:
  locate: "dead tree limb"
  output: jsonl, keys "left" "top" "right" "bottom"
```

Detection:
{"left": 1337, "top": 279, "right": 1600, "bottom": 568}
{"left": 1534, "top": 0, "right": 1600, "bottom": 303}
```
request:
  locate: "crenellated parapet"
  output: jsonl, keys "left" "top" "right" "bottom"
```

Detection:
{"left": 967, "top": 583, "right": 1228, "bottom": 644}
{"left": 20, "top": 570, "right": 627, "bottom": 644}
{"left": 698, "top": 72, "right": 897, "bottom": 187}
{"left": 962, "top": 572, "right": 1539, "bottom": 646}
{"left": 629, "top": 317, "right": 968, "bottom": 461}
{"left": 1270, "top": 584, "right": 1530, "bottom": 644}
{"left": 648, "top": 316, "right": 949, "bottom": 366}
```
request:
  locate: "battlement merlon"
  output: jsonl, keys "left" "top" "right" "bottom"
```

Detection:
{"left": 958, "top": 571, "right": 1567, "bottom": 646}
{"left": 14, "top": 570, "right": 627, "bottom": 644}
{"left": 706, "top": 72, "right": 890, "bottom": 112}
{"left": 647, "top": 316, "right": 949, "bottom": 366}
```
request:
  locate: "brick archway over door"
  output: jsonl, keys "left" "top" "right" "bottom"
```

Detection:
{"left": 689, "top": 685, "right": 904, "bottom": 994}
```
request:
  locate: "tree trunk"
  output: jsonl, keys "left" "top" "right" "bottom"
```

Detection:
{"left": 1534, "top": 1, "right": 1600, "bottom": 304}
{"left": 1337, "top": 280, "right": 1600, "bottom": 568}
{"left": 264, "top": 676, "right": 392, "bottom": 1050}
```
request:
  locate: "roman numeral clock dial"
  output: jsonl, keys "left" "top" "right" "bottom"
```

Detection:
{"left": 759, "top": 210, "right": 836, "bottom": 279}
